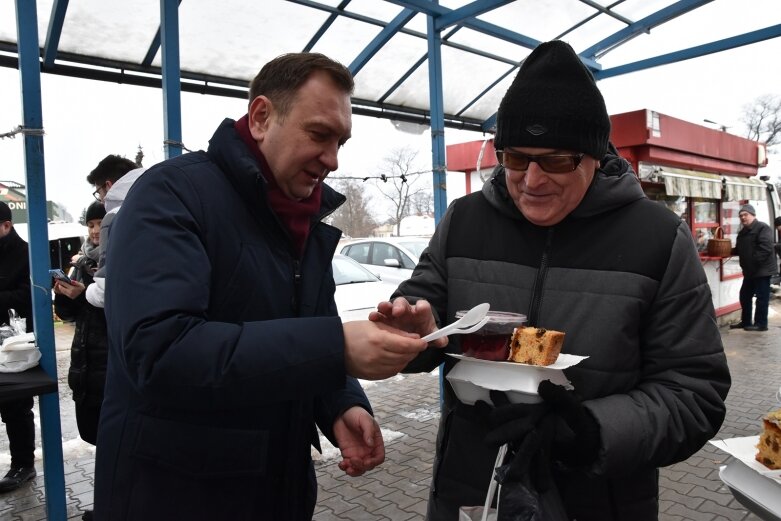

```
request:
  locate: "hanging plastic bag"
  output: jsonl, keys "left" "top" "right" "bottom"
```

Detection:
{"left": 459, "top": 444, "right": 507, "bottom": 521}
{"left": 0, "top": 309, "right": 39, "bottom": 373}
{"left": 492, "top": 415, "right": 569, "bottom": 521}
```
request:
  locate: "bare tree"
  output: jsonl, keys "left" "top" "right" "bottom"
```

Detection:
{"left": 135, "top": 145, "right": 145, "bottom": 167}
{"left": 327, "top": 179, "right": 377, "bottom": 238}
{"left": 409, "top": 190, "right": 434, "bottom": 216}
{"left": 374, "top": 147, "right": 429, "bottom": 236}
{"left": 741, "top": 94, "right": 781, "bottom": 148}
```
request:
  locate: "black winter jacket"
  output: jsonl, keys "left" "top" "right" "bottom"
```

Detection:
{"left": 54, "top": 252, "right": 108, "bottom": 407}
{"left": 397, "top": 154, "right": 730, "bottom": 521}
{"left": 95, "top": 119, "right": 370, "bottom": 521}
{"left": 735, "top": 219, "right": 776, "bottom": 278}
{"left": 0, "top": 227, "right": 31, "bottom": 332}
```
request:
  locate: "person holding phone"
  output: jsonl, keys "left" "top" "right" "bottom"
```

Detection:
{"left": 54, "top": 200, "right": 107, "bottom": 441}
{"left": 53, "top": 201, "right": 106, "bottom": 521}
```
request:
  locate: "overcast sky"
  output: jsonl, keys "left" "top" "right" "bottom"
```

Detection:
{"left": 1, "top": 28, "right": 780, "bottom": 222}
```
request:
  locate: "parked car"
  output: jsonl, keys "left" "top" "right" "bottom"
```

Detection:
{"left": 339, "top": 237, "right": 430, "bottom": 286}
{"left": 332, "top": 254, "right": 397, "bottom": 322}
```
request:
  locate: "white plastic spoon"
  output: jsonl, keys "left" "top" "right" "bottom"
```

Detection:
{"left": 422, "top": 302, "right": 491, "bottom": 342}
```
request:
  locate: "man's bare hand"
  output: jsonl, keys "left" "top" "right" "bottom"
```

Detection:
{"left": 369, "top": 297, "right": 447, "bottom": 349}
{"left": 343, "top": 320, "right": 428, "bottom": 380}
{"left": 333, "top": 406, "right": 385, "bottom": 477}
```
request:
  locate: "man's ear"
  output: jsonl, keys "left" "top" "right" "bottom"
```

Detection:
{"left": 248, "top": 96, "right": 273, "bottom": 142}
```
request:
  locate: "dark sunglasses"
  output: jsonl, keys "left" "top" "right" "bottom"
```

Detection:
{"left": 495, "top": 149, "right": 585, "bottom": 174}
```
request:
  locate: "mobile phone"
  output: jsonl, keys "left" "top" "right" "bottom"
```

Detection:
{"left": 49, "top": 268, "right": 72, "bottom": 284}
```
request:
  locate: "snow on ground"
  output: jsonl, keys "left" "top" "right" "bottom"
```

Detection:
{"left": 359, "top": 367, "right": 440, "bottom": 389}
{"left": 312, "top": 428, "right": 405, "bottom": 462}
{"left": 0, "top": 437, "right": 95, "bottom": 468}
{"left": 359, "top": 373, "right": 406, "bottom": 389}
{"left": 399, "top": 406, "right": 439, "bottom": 422}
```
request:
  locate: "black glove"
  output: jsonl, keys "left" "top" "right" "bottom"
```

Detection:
{"left": 494, "top": 412, "right": 557, "bottom": 491}
{"left": 537, "top": 380, "right": 600, "bottom": 467}
{"left": 475, "top": 390, "right": 550, "bottom": 448}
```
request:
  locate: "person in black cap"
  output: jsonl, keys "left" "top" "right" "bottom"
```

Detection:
{"left": 729, "top": 204, "right": 776, "bottom": 331}
{"left": 0, "top": 201, "right": 37, "bottom": 493}
{"left": 371, "top": 40, "right": 729, "bottom": 520}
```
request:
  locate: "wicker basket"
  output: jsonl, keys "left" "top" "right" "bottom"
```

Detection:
{"left": 707, "top": 227, "right": 732, "bottom": 258}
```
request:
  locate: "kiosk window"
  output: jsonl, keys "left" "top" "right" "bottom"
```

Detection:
{"left": 720, "top": 201, "right": 742, "bottom": 278}
{"left": 647, "top": 193, "right": 689, "bottom": 225}
{"left": 692, "top": 200, "right": 718, "bottom": 253}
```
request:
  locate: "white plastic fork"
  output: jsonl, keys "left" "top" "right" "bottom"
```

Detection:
{"left": 422, "top": 302, "right": 490, "bottom": 342}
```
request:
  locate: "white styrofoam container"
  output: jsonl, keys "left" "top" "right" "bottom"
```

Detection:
{"left": 445, "top": 353, "right": 588, "bottom": 406}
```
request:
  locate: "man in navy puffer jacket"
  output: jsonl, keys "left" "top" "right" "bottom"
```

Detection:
{"left": 94, "top": 53, "right": 440, "bottom": 521}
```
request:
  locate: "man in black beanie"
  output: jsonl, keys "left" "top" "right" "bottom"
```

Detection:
{"left": 0, "top": 202, "right": 37, "bottom": 493}
{"left": 730, "top": 204, "right": 775, "bottom": 331}
{"left": 371, "top": 41, "right": 729, "bottom": 520}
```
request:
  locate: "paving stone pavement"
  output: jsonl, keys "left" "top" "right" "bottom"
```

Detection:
{"left": 0, "top": 297, "right": 779, "bottom": 520}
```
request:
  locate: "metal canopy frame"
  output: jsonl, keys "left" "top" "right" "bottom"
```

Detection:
{"left": 3, "top": 1, "right": 780, "bottom": 132}
{"left": 5, "top": 1, "right": 781, "bottom": 519}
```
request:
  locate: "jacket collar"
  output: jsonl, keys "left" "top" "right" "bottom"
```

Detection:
{"left": 0, "top": 227, "right": 24, "bottom": 252}
{"left": 207, "top": 118, "right": 345, "bottom": 223}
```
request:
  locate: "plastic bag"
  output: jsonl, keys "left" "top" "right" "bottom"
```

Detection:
{"left": 460, "top": 506, "right": 497, "bottom": 521}
{"left": 0, "top": 309, "right": 40, "bottom": 372}
{"left": 7, "top": 308, "right": 26, "bottom": 336}
{"left": 492, "top": 416, "right": 569, "bottom": 521}
{"left": 459, "top": 444, "right": 506, "bottom": 521}
{"left": 461, "top": 416, "right": 569, "bottom": 521}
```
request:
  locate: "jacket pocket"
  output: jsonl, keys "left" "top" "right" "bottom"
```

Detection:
{"left": 132, "top": 415, "right": 268, "bottom": 479}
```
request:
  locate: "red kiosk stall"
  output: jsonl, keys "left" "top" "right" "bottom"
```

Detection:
{"left": 446, "top": 109, "right": 778, "bottom": 321}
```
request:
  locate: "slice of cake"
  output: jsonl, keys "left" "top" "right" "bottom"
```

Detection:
{"left": 756, "top": 408, "right": 781, "bottom": 470}
{"left": 508, "top": 327, "right": 565, "bottom": 366}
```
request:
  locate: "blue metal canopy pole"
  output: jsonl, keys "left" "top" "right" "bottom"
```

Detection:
{"left": 427, "top": 5, "right": 448, "bottom": 406}
{"left": 160, "top": 0, "right": 182, "bottom": 159}
{"left": 427, "top": 11, "right": 447, "bottom": 224}
{"left": 14, "top": 1, "right": 66, "bottom": 519}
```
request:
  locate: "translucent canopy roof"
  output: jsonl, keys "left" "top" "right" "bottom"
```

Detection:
{"left": 1, "top": 0, "right": 780, "bottom": 133}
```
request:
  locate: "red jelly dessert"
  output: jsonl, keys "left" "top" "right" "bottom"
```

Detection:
{"left": 461, "top": 334, "right": 512, "bottom": 361}
{"left": 455, "top": 310, "right": 526, "bottom": 361}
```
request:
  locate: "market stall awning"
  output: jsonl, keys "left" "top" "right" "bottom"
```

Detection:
{"left": 723, "top": 175, "right": 767, "bottom": 201}
{"left": 659, "top": 168, "right": 723, "bottom": 199}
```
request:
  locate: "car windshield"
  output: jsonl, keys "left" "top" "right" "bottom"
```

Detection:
{"left": 399, "top": 239, "right": 428, "bottom": 259}
{"left": 332, "top": 256, "right": 380, "bottom": 285}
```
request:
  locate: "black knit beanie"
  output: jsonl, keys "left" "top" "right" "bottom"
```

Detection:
{"left": 494, "top": 41, "right": 611, "bottom": 159}
{"left": 85, "top": 201, "right": 106, "bottom": 222}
